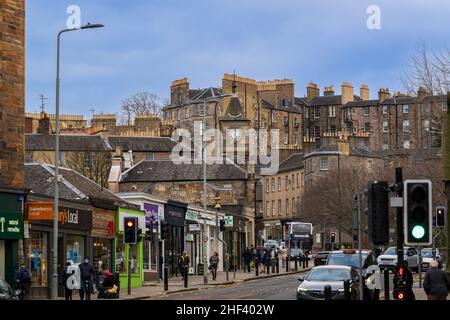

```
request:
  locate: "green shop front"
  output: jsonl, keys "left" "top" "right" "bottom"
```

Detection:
{"left": 115, "top": 207, "right": 145, "bottom": 289}
{"left": 0, "top": 191, "right": 24, "bottom": 286}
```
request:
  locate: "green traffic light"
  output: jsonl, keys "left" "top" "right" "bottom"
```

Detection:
{"left": 412, "top": 225, "right": 425, "bottom": 239}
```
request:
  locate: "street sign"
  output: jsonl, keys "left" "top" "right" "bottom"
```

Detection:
{"left": 185, "top": 234, "right": 194, "bottom": 242}
{"left": 316, "top": 233, "right": 321, "bottom": 244}
{"left": 203, "top": 235, "right": 208, "bottom": 242}
{"left": 390, "top": 197, "right": 403, "bottom": 208}
{"left": 224, "top": 216, "right": 233, "bottom": 228}
{"left": 186, "top": 210, "right": 199, "bottom": 222}
{"left": 0, "top": 212, "right": 24, "bottom": 240}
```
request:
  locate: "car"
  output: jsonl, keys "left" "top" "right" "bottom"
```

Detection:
{"left": 264, "top": 240, "right": 279, "bottom": 250}
{"left": 326, "top": 249, "right": 379, "bottom": 300}
{"left": 314, "top": 251, "right": 330, "bottom": 266}
{"left": 289, "top": 248, "right": 305, "bottom": 259}
{"left": 296, "top": 265, "right": 360, "bottom": 300}
{"left": 377, "top": 247, "right": 419, "bottom": 272}
{"left": 0, "top": 278, "right": 19, "bottom": 301}
{"left": 420, "top": 248, "right": 443, "bottom": 270}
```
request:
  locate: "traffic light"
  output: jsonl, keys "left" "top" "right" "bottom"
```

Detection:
{"left": 137, "top": 228, "right": 143, "bottom": 242}
{"left": 219, "top": 219, "right": 226, "bottom": 232}
{"left": 393, "top": 265, "right": 408, "bottom": 300}
{"left": 124, "top": 217, "right": 138, "bottom": 244}
{"left": 404, "top": 180, "right": 432, "bottom": 246}
{"left": 330, "top": 232, "right": 336, "bottom": 244}
{"left": 160, "top": 221, "right": 170, "bottom": 240}
{"left": 367, "top": 181, "right": 390, "bottom": 245}
{"left": 435, "top": 206, "right": 446, "bottom": 227}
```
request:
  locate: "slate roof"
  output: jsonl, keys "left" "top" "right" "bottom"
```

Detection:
{"left": 345, "top": 100, "right": 380, "bottom": 108}
{"left": 220, "top": 95, "right": 249, "bottom": 121}
{"left": 189, "top": 87, "right": 223, "bottom": 103}
{"left": 309, "top": 95, "right": 343, "bottom": 106}
{"left": 121, "top": 160, "right": 247, "bottom": 182}
{"left": 382, "top": 96, "right": 418, "bottom": 105}
{"left": 25, "top": 163, "right": 133, "bottom": 208}
{"left": 108, "top": 136, "right": 177, "bottom": 153}
{"left": 421, "top": 95, "right": 447, "bottom": 104}
{"left": 26, "top": 134, "right": 111, "bottom": 151}
{"left": 278, "top": 153, "right": 304, "bottom": 173}
{"left": 261, "top": 99, "right": 302, "bottom": 114}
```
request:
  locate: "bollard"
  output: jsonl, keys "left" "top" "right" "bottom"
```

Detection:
{"left": 344, "top": 280, "right": 351, "bottom": 300}
{"left": 384, "top": 269, "right": 390, "bottom": 301}
{"left": 271, "top": 261, "right": 276, "bottom": 274}
{"left": 267, "top": 264, "right": 270, "bottom": 274}
{"left": 276, "top": 259, "right": 279, "bottom": 274}
{"left": 256, "top": 259, "right": 259, "bottom": 277}
{"left": 302, "top": 256, "right": 306, "bottom": 269}
{"left": 295, "top": 257, "right": 298, "bottom": 271}
{"left": 184, "top": 267, "right": 188, "bottom": 288}
{"left": 324, "top": 285, "right": 332, "bottom": 300}
{"left": 306, "top": 256, "right": 309, "bottom": 268}
{"left": 164, "top": 267, "right": 169, "bottom": 291}
{"left": 286, "top": 259, "right": 289, "bottom": 272}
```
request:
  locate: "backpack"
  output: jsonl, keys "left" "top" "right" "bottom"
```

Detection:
{"left": 19, "top": 269, "right": 31, "bottom": 283}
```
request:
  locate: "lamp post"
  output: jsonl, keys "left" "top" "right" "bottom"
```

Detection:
{"left": 52, "top": 23, "right": 104, "bottom": 300}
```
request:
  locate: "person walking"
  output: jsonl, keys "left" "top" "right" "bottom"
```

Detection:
{"left": 209, "top": 252, "right": 220, "bottom": 281}
{"left": 61, "top": 261, "right": 75, "bottom": 300}
{"left": 423, "top": 260, "right": 450, "bottom": 300}
{"left": 15, "top": 263, "right": 31, "bottom": 300}
{"left": 243, "top": 248, "right": 251, "bottom": 273}
{"left": 180, "top": 251, "right": 190, "bottom": 280}
{"left": 78, "top": 257, "right": 96, "bottom": 300}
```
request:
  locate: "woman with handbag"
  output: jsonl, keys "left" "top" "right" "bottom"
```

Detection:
{"left": 209, "top": 252, "right": 219, "bottom": 281}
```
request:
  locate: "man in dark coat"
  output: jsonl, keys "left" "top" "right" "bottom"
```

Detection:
{"left": 423, "top": 260, "right": 450, "bottom": 300}
{"left": 78, "top": 257, "right": 96, "bottom": 300}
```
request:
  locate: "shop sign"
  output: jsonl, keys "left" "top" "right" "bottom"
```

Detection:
{"left": 185, "top": 234, "right": 194, "bottom": 242}
{"left": 144, "top": 203, "right": 159, "bottom": 231}
{"left": 186, "top": 210, "right": 198, "bottom": 222}
{"left": 189, "top": 224, "right": 201, "bottom": 232}
{"left": 224, "top": 216, "right": 234, "bottom": 228}
{"left": 164, "top": 201, "right": 187, "bottom": 227}
{"left": 0, "top": 212, "right": 24, "bottom": 240}
{"left": 34, "top": 207, "right": 92, "bottom": 231}
{"left": 28, "top": 202, "right": 54, "bottom": 220}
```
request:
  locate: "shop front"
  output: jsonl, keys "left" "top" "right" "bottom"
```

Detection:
{"left": 115, "top": 207, "right": 145, "bottom": 289}
{"left": 142, "top": 201, "right": 164, "bottom": 281}
{"left": 263, "top": 220, "right": 283, "bottom": 243}
{"left": 0, "top": 191, "right": 24, "bottom": 285}
{"left": 184, "top": 209, "right": 200, "bottom": 274}
{"left": 26, "top": 200, "right": 92, "bottom": 298}
{"left": 164, "top": 200, "right": 187, "bottom": 276}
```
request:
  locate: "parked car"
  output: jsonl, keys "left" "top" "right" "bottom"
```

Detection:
{"left": 289, "top": 248, "right": 305, "bottom": 259}
{"left": 420, "top": 248, "right": 443, "bottom": 270}
{"left": 314, "top": 251, "right": 330, "bottom": 266}
{"left": 264, "top": 240, "right": 279, "bottom": 250}
{"left": 0, "top": 278, "right": 19, "bottom": 301}
{"left": 296, "top": 265, "right": 360, "bottom": 300}
{"left": 377, "top": 247, "right": 419, "bottom": 272}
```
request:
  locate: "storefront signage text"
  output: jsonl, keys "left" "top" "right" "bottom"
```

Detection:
{"left": 0, "top": 212, "right": 24, "bottom": 240}
{"left": 186, "top": 210, "right": 198, "bottom": 222}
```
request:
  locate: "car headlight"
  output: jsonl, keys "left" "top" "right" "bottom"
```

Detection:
{"left": 338, "top": 288, "right": 345, "bottom": 292}
{"left": 298, "top": 288, "right": 308, "bottom": 293}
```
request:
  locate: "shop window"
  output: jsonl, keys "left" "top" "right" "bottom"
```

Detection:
{"left": 66, "top": 235, "right": 85, "bottom": 265}
{"left": 29, "top": 231, "right": 48, "bottom": 288}
{"left": 129, "top": 245, "right": 139, "bottom": 274}
{"left": 93, "top": 238, "right": 112, "bottom": 274}
{"left": 116, "top": 242, "right": 127, "bottom": 273}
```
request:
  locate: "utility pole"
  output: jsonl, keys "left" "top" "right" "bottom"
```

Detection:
{"left": 444, "top": 93, "right": 450, "bottom": 273}
{"left": 354, "top": 193, "right": 363, "bottom": 301}
{"left": 395, "top": 168, "right": 405, "bottom": 266}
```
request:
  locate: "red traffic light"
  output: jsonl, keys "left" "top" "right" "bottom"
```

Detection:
{"left": 127, "top": 221, "right": 134, "bottom": 228}
{"left": 398, "top": 292, "right": 405, "bottom": 300}
{"left": 398, "top": 267, "right": 404, "bottom": 277}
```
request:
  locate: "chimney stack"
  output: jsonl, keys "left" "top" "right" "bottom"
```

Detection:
{"left": 378, "top": 88, "right": 391, "bottom": 103}
{"left": 324, "top": 85, "right": 335, "bottom": 96}
{"left": 37, "top": 112, "right": 51, "bottom": 135}
{"left": 306, "top": 83, "right": 320, "bottom": 102}
{"left": 417, "top": 87, "right": 428, "bottom": 99}
{"left": 360, "top": 85, "right": 369, "bottom": 101}
{"left": 341, "top": 82, "right": 354, "bottom": 104}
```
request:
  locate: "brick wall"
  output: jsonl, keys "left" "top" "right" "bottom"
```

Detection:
{"left": 92, "top": 207, "right": 115, "bottom": 239}
{"left": 0, "top": 0, "right": 25, "bottom": 189}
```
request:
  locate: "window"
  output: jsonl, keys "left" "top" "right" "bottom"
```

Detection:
{"left": 330, "top": 125, "right": 336, "bottom": 134}
{"left": 403, "top": 105, "right": 409, "bottom": 114}
{"left": 84, "top": 152, "right": 92, "bottom": 169}
{"left": 266, "top": 179, "right": 270, "bottom": 193}
{"left": 271, "top": 178, "right": 275, "bottom": 192}
{"left": 383, "top": 105, "right": 388, "bottom": 115}
{"left": 403, "top": 120, "right": 410, "bottom": 132}
{"left": 363, "top": 107, "right": 370, "bottom": 116}
{"left": 266, "top": 201, "right": 270, "bottom": 217}
{"left": 28, "top": 231, "right": 48, "bottom": 288}
{"left": 403, "top": 140, "right": 410, "bottom": 150}
{"left": 292, "top": 198, "right": 296, "bottom": 214}
{"left": 185, "top": 108, "right": 190, "bottom": 119}
{"left": 383, "top": 121, "right": 389, "bottom": 133}
{"left": 145, "top": 153, "right": 154, "bottom": 160}
{"left": 320, "top": 157, "right": 329, "bottom": 171}
{"left": 294, "top": 117, "right": 299, "bottom": 127}
{"left": 294, "top": 133, "right": 299, "bottom": 146}
{"left": 286, "top": 198, "right": 289, "bottom": 215}
{"left": 176, "top": 109, "right": 180, "bottom": 121}
{"left": 284, "top": 116, "right": 288, "bottom": 125}
{"left": 284, "top": 131, "right": 289, "bottom": 145}
{"left": 281, "top": 99, "right": 287, "bottom": 107}
{"left": 314, "top": 107, "right": 321, "bottom": 118}
{"left": 301, "top": 172, "right": 304, "bottom": 187}
{"left": 292, "top": 174, "right": 295, "bottom": 190}
{"left": 278, "top": 177, "right": 282, "bottom": 191}
{"left": 346, "top": 122, "right": 353, "bottom": 132}
{"left": 272, "top": 201, "right": 275, "bottom": 216}
{"left": 329, "top": 106, "right": 336, "bottom": 118}
{"left": 93, "top": 238, "right": 112, "bottom": 273}
{"left": 285, "top": 176, "right": 289, "bottom": 190}
{"left": 297, "top": 173, "right": 299, "bottom": 188}
{"left": 199, "top": 105, "right": 205, "bottom": 116}
{"left": 364, "top": 123, "right": 371, "bottom": 132}
{"left": 314, "top": 126, "right": 321, "bottom": 138}
{"left": 367, "top": 160, "right": 373, "bottom": 174}
{"left": 383, "top": 144, "right": 389, "bottom": 151}
{"left": 272, "top": 113, "right": 276, "bottom": 123}
{"left": 278, "top": 200, "right": 282, "bottom": 216}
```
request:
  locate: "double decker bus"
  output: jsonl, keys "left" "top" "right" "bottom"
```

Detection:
{"left": 286, "top": 222, "right": 314, "bottom": 256}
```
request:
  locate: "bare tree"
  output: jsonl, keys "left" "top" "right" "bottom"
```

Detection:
{"left": 401, "top": 45, "right": 450, "bottom": 95}
{"left": 120, "top": 92, "right": 164, "bottom": 125}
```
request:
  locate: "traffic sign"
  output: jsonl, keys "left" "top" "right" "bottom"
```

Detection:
{"left": 224, "top": 216, "right": 233, "bottom": 228}
{"left": 203, "top": 235, "right": 209, "bottom": 242}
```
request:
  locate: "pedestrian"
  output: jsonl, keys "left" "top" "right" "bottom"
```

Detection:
{"left": 243, "top": 248, "right": 251, "bottom": 273}
{"left": 279, "top": 246, "right": 288, "bottom": 267}
{"left": 209, "top": 252, "right": 220, "bottom": 281}
{"left": 78, "top": 257, "right": 96, "bottom": 300}
{"left": 15, "top": 263, "right": 31, "bottom": 300}
{"left": 423, "top": 260, "right": 450, "bottom": 300}
{"left": 180, "top": 251, "right": 190, "bottom": 280}
{"left": 61, "top": 261, "right": 75, "bottom": 300}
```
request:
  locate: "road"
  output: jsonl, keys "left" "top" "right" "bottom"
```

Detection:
{"left": 151, "top": 272, "right": 309, "bottom": 300}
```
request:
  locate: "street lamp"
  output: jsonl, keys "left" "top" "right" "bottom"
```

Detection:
{"left": 52, "top": 23, "right": 104, "bottom": 300}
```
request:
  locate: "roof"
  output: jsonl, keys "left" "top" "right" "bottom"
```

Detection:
{"left": 278, "top": 153, "right": 304, "bottom": 173}
{"left": 260, "top": 99, "right": 302, "bottom": 114}
{"left": 305, "top": 144, "right": 384, "bottom": 159}
{"left": 189, "top": 87, "right": 223, "bottom": 103}
{"left": 294, "top": 97, "right": 309, "bottom": 106}
{"left": 108, "top": 136, "right": 177, "bottom": 153}
{"left": 421, "top": 94, "right": 447, "bottom": 103}
{"left": 309, "top": 95, "right": 343, "bottom": 106}
{"left": 345, "top": 100, "right": 379, "bottom": 108}
{"left": 121, "top": 159, "right": 247, "bottom": 182}
{"left": 220, "top": 95, "right": 249, "bottom": 121}
{"left": 26, "top": 134, "right": 111, "bottom": 152}
{"left": 382, "top": 96, "right": 417, "bottom": 105}
{"left": 25, "top": 163, "right": 132, "bottom": 208}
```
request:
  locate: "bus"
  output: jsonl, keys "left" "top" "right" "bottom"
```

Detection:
{"left": 286, "top": 222, "right": 314, "bottom": 256}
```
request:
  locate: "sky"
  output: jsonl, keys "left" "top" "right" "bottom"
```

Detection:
{"left": 26, "top": 0, "right": 450, "bottom": 117}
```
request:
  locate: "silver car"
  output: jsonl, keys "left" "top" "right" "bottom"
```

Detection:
{"left": 377, "top": 247, "right": 419, "bottom": 272}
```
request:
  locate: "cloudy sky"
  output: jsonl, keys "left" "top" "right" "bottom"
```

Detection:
{"left": 26, "top": 0, "right": 450, "bottom": 117}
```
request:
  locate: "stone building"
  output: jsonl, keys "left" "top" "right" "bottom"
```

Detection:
{"left": 0, "top": 0, "right": 25, "bottom": 285}
{"left": 25, "top": 112, "right": 87, "bottom": 134}
{"left": 261, "top": 153, "right": 304, "bottom": 242}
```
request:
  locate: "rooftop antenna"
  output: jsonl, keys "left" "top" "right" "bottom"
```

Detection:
{"left": 38, "top": 94, "right": 49, "bottom": 112}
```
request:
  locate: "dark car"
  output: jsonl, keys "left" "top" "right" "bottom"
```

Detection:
{"left": 289, "top": 248, "right": 305, "bottom": 259}
{"left": 296, "top": 265, "right": 360, "bottom": 300}
{"left": 314, "top": 251, "right": 330, "bottom": 266}
{"left": 0, "top": 278, "right": 19, "bottom": 301}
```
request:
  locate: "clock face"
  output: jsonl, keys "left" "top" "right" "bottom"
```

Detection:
{"left": 229, "top": 129, "right": 243, "bottom": 141}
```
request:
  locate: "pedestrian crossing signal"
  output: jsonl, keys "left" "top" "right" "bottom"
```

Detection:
{"left": 435, "top": 207, "right": 446, "bottom": 227}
